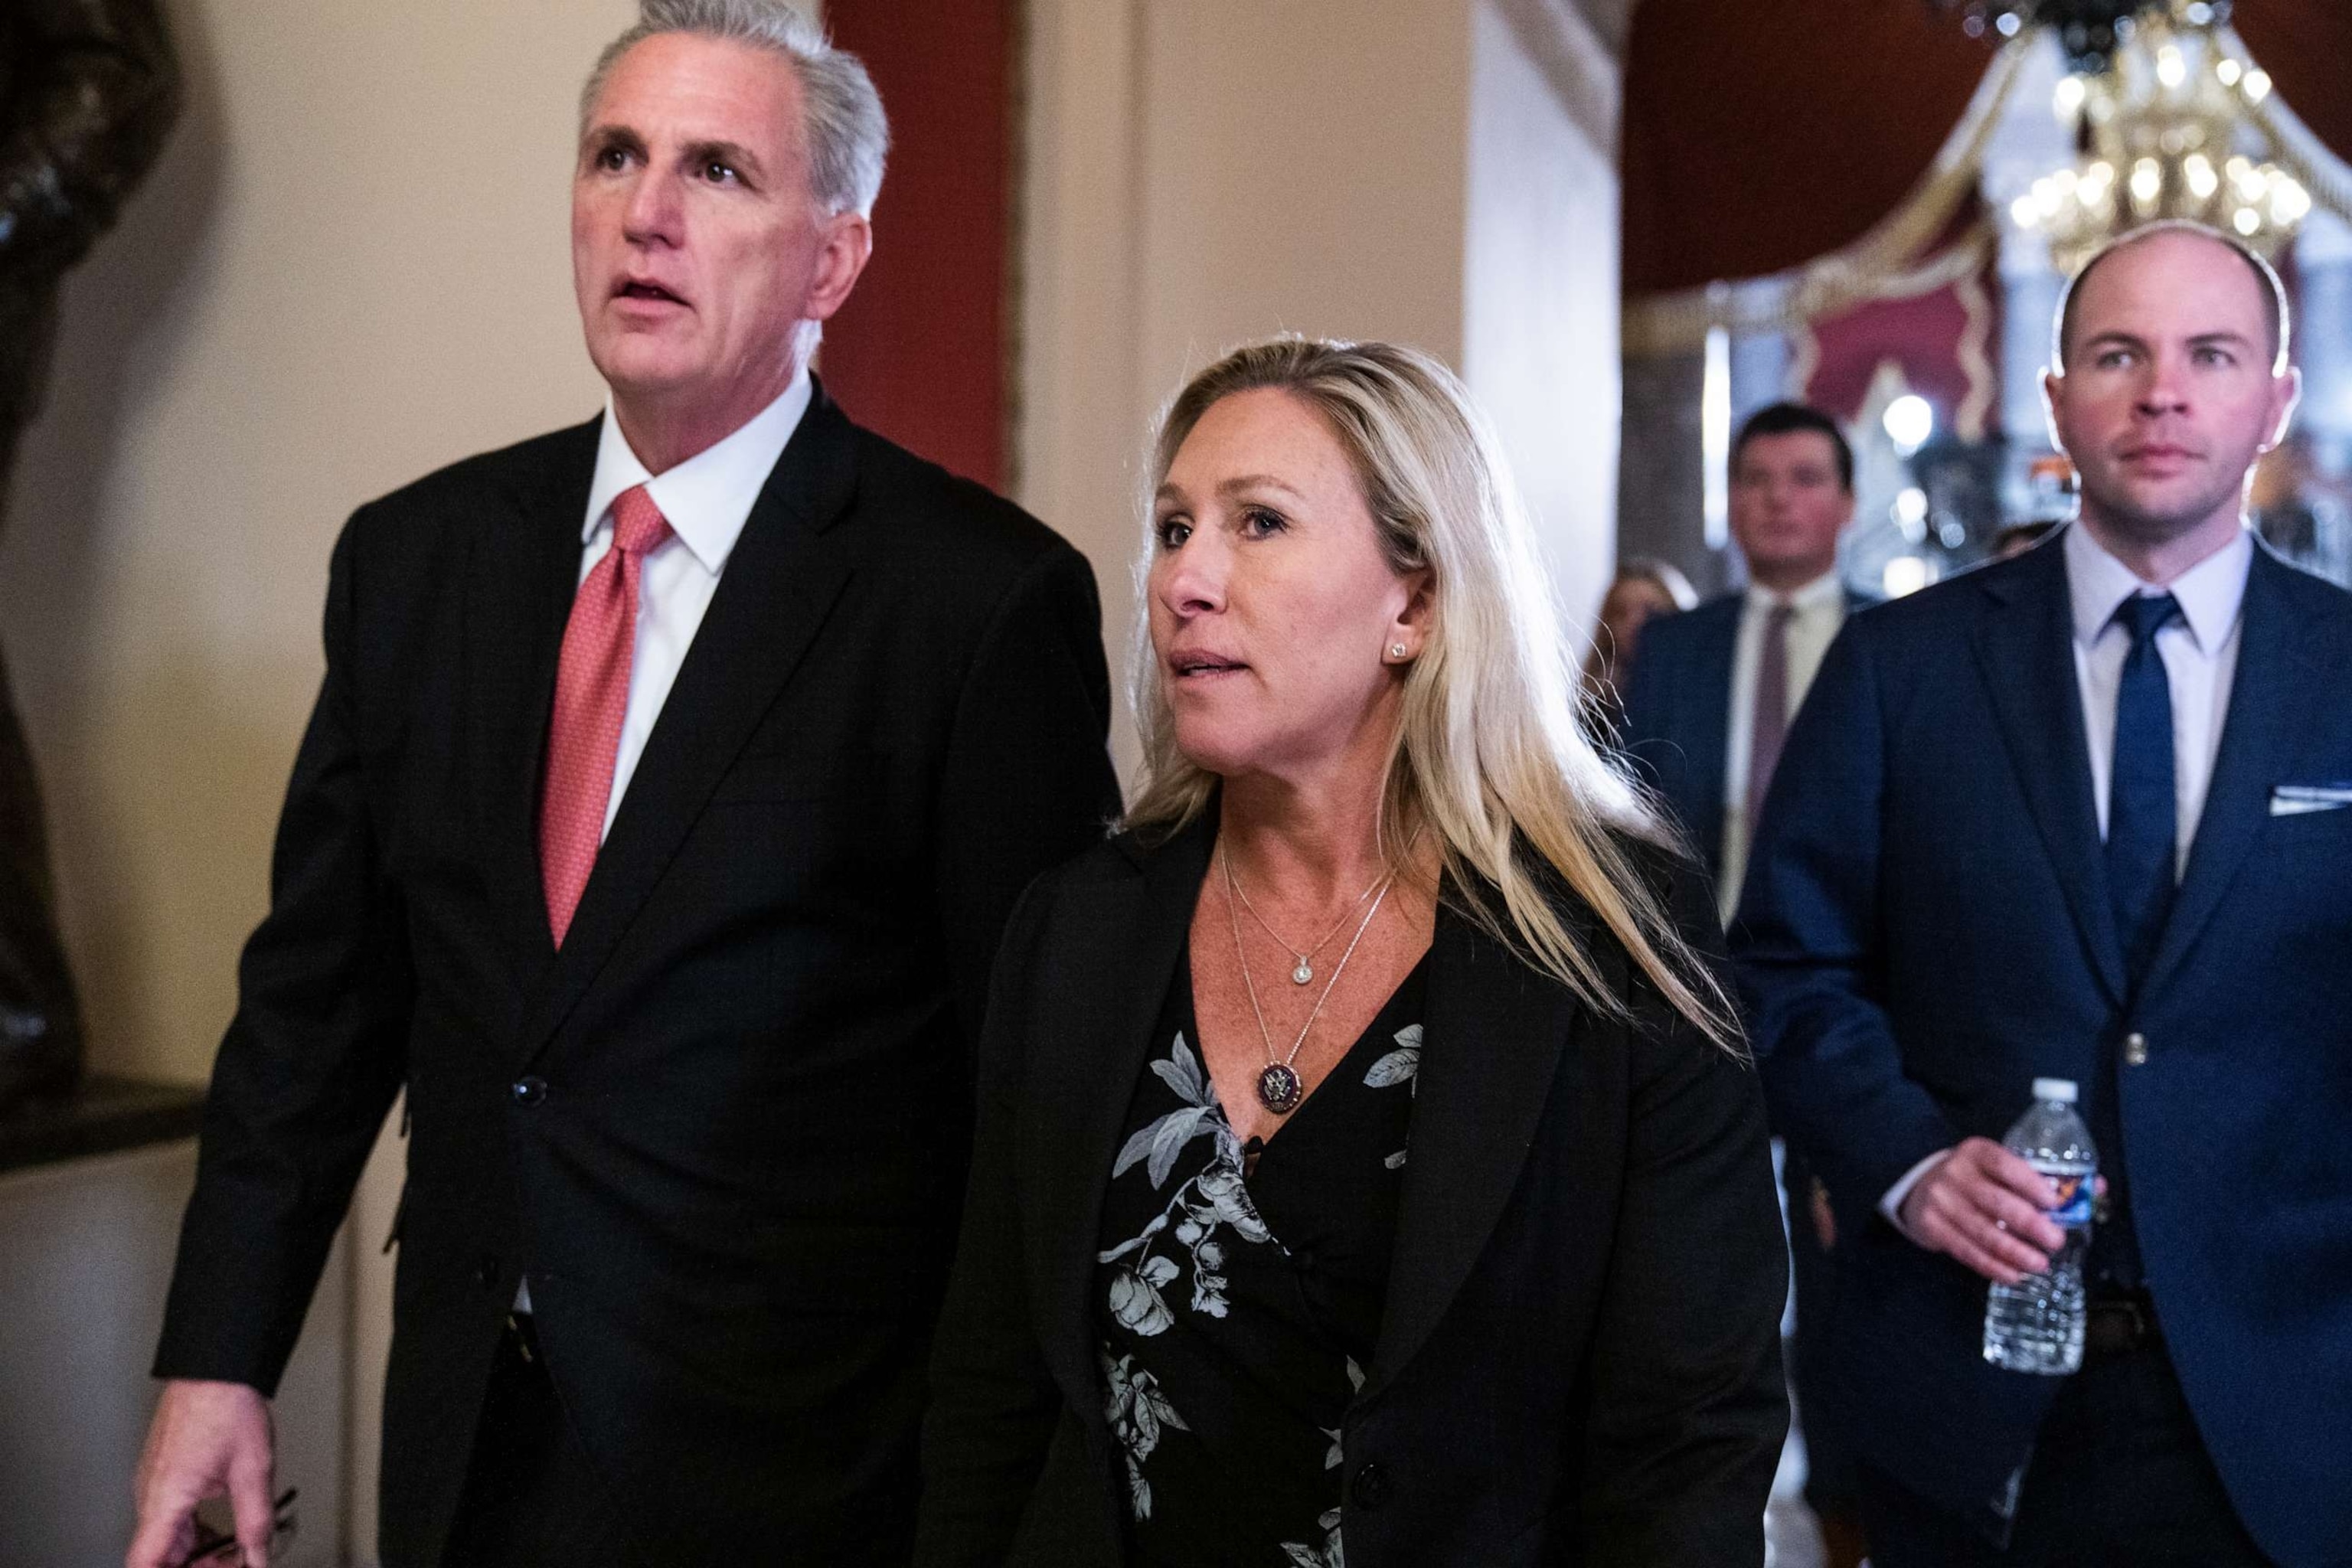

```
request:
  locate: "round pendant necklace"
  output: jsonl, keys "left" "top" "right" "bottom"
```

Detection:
{"left": 1224, "top": 856, "right": 1384, "bottom": 985}
{"left": 1221, "top": 844, "right": 1396, "bottom": 1116}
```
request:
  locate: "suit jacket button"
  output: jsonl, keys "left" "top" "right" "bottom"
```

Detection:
{"left": 475, "top": 1255, "right": 501, "bottom": 1290}
{"left": 1351, "top": 1462, "right": 1391, "bottom": 1510}
{"left": 511, "top": 1076, "right": 548, "bottom": 1106}
{"left": 2124, "top": 1032, "right": 2149, "bottom": 1067}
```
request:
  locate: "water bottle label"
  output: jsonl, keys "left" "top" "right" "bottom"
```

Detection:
{"left": 2044, "top": 1170, "right": 2094, "bottom": 1229}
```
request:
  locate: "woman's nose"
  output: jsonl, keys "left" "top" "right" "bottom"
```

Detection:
{"left": 1158, "top": 534, "right": 1229, "bottom": 616}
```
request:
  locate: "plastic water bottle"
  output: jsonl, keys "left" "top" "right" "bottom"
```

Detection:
{"left": 1981, "top": 1077, "right": 2098, "bottom": 1375}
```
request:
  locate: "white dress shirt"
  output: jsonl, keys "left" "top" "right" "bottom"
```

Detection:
{"left": 1879, "top": 521, "right": 2252, "bottom": 1231}
{"left": 579, "top": 368, "right": 812, "bottom": 839}
{"left": 1719, "top": 569, "right": 1849, "bottom": 920}
{"left": 517, "top": 369, "right": 808, "bottom": 1312}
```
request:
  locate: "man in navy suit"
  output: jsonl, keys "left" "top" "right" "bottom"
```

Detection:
{"left": 1739, "top": 220, "right": 2350, "bottom": 1566}
{"left": 1619, "top": 401, "right": 1864, "bottom": 923}
{"left": 1617, "top": 400, "right": 1870, "bottom": 1564}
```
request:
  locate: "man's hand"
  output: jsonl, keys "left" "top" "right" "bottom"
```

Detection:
{"left": 1896, "top": 1137, "right": 2069, "bottom": 1285}
{"left": 127, "top": 1380, "right": 276, "bottom": 1568}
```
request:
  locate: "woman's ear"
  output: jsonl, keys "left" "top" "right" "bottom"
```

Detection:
{"left": 1386, "top": 569, "right": 1435, "bottom": 662}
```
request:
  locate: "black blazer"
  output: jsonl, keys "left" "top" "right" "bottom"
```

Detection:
{"left": 152, "top": 383, "right": 1122, "bottom": 1568}
{"left": 917, "top": 815, "right": 1788, "bottom": 1566}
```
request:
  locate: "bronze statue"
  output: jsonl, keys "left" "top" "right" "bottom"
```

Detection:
{"left": 0, "top": 0, "right": 181, "bottom": 1109}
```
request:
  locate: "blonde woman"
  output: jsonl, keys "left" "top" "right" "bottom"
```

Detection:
{"left": 917, "top": 339, "right": 1786, "bottom": 1566}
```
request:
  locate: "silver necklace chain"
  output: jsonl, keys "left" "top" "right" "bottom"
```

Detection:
{"left": 1220, "top": 843, "right": 1396, "bottom": 1115}
{"left": 1224, "top": 856, "right": 1384, "bottom": 985}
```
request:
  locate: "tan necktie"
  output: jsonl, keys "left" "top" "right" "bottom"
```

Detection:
{"left": 1747, "top": 603, "right": 1795, "bottom": 830}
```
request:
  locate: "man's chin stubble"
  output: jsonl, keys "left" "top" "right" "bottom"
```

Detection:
{"left": 2088, "top": 485, "right": 2239, "bottom": 544}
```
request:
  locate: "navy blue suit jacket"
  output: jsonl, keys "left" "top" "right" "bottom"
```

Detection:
{"left": 1734, "top": 531, "right": 2352, "bottom": 1565}
{"left": 1616, "top": 586, "right": 1870, "bottom": 886}
{"left": 1616, "top": 593, "right": 1744, "bottom": 879}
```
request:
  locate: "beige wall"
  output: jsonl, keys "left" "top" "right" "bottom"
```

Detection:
{"left": 1465, "top": 0, "right": 1625, "bottom": 642}
{"left": 1018, "top": 0, "right": 1624, "bottom": 773}
{"left": 7, "top": 0, "right": 636, "bottom": 1092}
{"left": 1021, "top": 0, "right": 1474, "bottom": 778}
{"left": 1130, "top": 2, "right": 1472, "bottom": 383}
{"left": 0, "top": 1148, "right": 348, "bottom": 1567}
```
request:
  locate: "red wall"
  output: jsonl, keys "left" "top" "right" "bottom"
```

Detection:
{"left": 1622, "top": 0, "right": 1992, "bottom": 299}
{"left": 821, "top": 1, "right": 1015, "bottom": 492}
{"left": 1621, "top": 0, "right": 2352, "bottom": 304}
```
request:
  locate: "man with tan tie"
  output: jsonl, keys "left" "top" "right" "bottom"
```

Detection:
{"left": 1615, "top": 398, "right": 1867, "bottom": 1565}
{"left": 1618, "top": 400, "right": 1864, "bottom": 921}
{"left": 126, "top": 3, "right": 1119, "bottom": 1565}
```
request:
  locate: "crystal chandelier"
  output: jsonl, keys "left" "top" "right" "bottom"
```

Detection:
{"left": 1960, "top": 2, "right": 2311, "bottom": 273}
{"left": 1942, "top": 1, "right": 2167, "bottom": 72}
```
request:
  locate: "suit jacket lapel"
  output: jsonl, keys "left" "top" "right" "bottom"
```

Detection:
{"left": 466, "top": 416, "right": 601, "bottom": 982}
{"left": 514, "top": 387, "right": 864, "bottom": 1063}
{"left": 1030, "top": 817, "right": 1214, "bottom": 1413}
{"left": 2141, "top": 544, "right": 2311, "bottom": 993}
{"left": 1366, "top": 898, "right": 1579, "bottom": 1395}
{"left": 1971, "top": 539, "right": 2128, "bottom": 1004}
{"left": 1684, "top": 598, "right": 1740, "bottom": 874}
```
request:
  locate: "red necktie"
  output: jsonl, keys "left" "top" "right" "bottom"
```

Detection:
{"left": 539, "top": 484, "right": 672, "bottom": 947}
{"left": 1746, "top": 603, "right": 1795, "bottom": 831}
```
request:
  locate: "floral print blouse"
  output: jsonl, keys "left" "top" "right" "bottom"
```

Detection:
{"left": 1094, "top": 942, "right": 1428, "bottom": 1567}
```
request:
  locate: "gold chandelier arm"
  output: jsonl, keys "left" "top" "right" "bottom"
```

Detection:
{"left": 1622, "top": 33, "right": 2032, "bottom": 359}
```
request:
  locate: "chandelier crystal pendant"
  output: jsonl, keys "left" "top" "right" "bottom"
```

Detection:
{"left": 1952, "top": 2, "right": 2308, "bottom": 273}
{"left": 1939, "top": 1, "right": 2184, "bottom": 73}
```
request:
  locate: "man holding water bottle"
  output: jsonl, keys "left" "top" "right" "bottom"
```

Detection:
{"left": 1735, "top": 221, "right": 2352, "bottom": 1566}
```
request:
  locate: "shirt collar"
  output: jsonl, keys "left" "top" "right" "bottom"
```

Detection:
{"left": 582, "top": 368, "right": 814, "bottom": 574}
{"left": 2063, "top": 518, "right": 2251, "bottom": 655}
{"left": 1743, "top": 568, "right": 1845, "bottom": 615}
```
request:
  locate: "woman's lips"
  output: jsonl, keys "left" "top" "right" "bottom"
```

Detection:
{"left": 1168, "top": 655, "right": 1247, "bottom": 681}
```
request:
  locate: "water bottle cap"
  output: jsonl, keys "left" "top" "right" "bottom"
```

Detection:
{"left": 2032, "top": 1077, "right": 2079, "bottom": 1103}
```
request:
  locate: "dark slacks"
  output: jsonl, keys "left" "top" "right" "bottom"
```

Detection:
{"left": 1857, "top": 1340, "right": 2271, "bottom": 1567}
{"left": 1784, "top": 1145, "right": 1859, "bottom": 1512}
{"left": 440, "top": 1316, "right": 644, "bottom": 1568}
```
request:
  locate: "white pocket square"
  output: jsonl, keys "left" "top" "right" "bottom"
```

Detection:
{"left": 2270, "top": 784, "right": 2352, "bottom": 817}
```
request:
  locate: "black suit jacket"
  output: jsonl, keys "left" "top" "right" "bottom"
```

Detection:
{"left": 152, "top": 383, "right": 1122, "bottom": 1567}
{"left": 1612, "top": 582, "right": 1877, "bottom": 1510}
{"left": 916, "top": 816, "right": 1788, "bottom": 1566}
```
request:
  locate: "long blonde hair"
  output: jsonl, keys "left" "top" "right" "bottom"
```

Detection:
{"left": 1125, "top": 338, "right": 1738, "bottom": 1052}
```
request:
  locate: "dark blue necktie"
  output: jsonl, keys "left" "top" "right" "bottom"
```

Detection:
{"left": 2106, "top": 592, "right": 2182, "bottom": 988}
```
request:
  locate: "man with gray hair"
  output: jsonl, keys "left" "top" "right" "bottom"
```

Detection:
{"left": 127, "top": 5, "right": 1118, "bottom": 1564}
